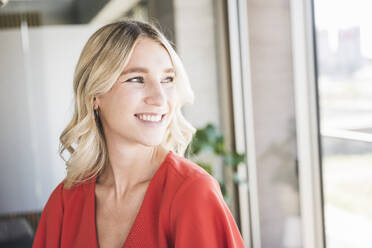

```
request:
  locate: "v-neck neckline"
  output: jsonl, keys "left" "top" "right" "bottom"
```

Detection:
{"left": 91, "top": 150, "right": 173, "bottom": 248}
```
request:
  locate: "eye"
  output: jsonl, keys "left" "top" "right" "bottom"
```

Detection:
{"left": 162, "top": 76, "right": 174, "bottom": 83}
{"left": 125, "top": 76, "right": 144, "bottom": 83}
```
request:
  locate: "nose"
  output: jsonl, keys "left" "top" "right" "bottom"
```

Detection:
{"left": 144, "top": 80, "right": 167, "bottom": 106}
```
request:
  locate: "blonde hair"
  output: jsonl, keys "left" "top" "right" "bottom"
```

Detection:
{"left": 59, "top": 20, "right": 196, "bottom": 189}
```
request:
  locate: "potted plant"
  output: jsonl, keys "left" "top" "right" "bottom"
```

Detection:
{"left": 185, "top": 123, "right": 247, "bottom": 203}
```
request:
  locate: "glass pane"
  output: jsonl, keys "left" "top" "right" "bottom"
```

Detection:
{"left": 313, "top": 0, "right": 372, "bottom": 247}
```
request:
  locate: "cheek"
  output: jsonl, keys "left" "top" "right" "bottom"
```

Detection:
{"left": 101, "top": 90, "right": 138, "bottom": 119}
{"left": 165, "top": 87, "right": 177, "bottom": 103}
{"left": 165, "top": 88, "right": 178, "bottom": 120}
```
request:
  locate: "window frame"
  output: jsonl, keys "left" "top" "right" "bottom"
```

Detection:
{"left": 290, "top": 0, "right": 326, "bottom": 247}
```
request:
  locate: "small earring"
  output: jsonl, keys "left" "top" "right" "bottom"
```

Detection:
{"left": 94, "top": 108, "right": 100, "bottom": 120}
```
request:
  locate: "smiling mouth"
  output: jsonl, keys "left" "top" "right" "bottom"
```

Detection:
{"left": 134, "top": 114, "right": 166, "bottom": 122}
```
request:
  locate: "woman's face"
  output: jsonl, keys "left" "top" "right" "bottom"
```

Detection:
{"left": 95, "top": 37, "right": 177, "bottom": 147}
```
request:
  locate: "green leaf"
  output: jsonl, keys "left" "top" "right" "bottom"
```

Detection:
{"left": 195, "top": 161, "right": 213, "bottom": 175}
{"left": 187, "top": 122, "right": 248, "bottom": 206}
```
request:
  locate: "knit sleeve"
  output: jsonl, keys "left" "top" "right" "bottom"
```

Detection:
{"left": 169, "top": 174, "right": 245, "bottom": 248}
{"left": 32, "top": 181, "right": 64, "bottom": 248}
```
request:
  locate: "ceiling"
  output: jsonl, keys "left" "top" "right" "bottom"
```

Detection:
{"left": 0, "top": 0, "right": 111, "bottom": 25}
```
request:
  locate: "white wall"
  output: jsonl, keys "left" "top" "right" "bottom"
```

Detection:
{"left": 173, "top": 0, "right": 221, "bottom": 128}
{"left": 0, "top": 24, "right": 98, "bottom": 214}
{"left": 245, "top": 1, "right": 301, "bottom": 247}
{"left": 173, "top": 0, "right": 226, "bottom": 188}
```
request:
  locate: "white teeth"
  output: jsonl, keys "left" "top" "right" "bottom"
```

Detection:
{"left": 137, "top": 114, "right": 162, "bottom": 122}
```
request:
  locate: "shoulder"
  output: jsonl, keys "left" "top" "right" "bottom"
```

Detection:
{"left": 170, "top": 173, "right": 223, "bottom": 212}
{"left": 167, "top": 154, "right": 246, "bottom": 247}
{"left": 167, "top": 151, "right": 216, "bottom": 184}
{"left": 33, "top": 178, "right": 92, "bottom": 247}
{"left": 44, "top": 177, "right": 93, "bottom": 209}
{"left": 166, "top": 151, "right": 224, "bottom": 212}
{"left": 42, "top": 180, "right": 65, "bottom": 212}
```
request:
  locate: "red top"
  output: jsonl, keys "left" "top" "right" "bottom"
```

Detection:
{"left": 33, "top": 150, "right": 245, "bottom": 247}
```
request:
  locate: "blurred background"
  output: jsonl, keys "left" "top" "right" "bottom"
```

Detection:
{"left": 0, "top": 0, "right": 371, "bottom": 247}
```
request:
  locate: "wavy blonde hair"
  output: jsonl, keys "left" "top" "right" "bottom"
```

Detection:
{"left": 59, "top": 20, "right": 196, "bottom": 189}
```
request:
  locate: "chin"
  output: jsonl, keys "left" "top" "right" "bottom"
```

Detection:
{"left": 139, "top": 136, "right": 165, "bottom": 147}
{"left": 141, "top": 141, "right": 163, "bottom": 147}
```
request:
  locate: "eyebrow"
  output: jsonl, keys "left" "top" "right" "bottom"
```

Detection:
{"left": 121, "top": 67, "right": 175, "bottom": 75}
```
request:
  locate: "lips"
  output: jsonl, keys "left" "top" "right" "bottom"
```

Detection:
{"left": 134, "top": 113, "right": 166, "bottom": 120}
{"left": 134, "top": 113, "right": 166, "bottom": 118}
{"left": 134, "top": 113, "right": 166, "bottom": 116}
{"left": 133, "top": 113, "right": 167, "bottom": 127}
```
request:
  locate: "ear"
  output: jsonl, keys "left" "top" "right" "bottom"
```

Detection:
{"left": 93, "top": 96, "right": 100, "bottom": 110}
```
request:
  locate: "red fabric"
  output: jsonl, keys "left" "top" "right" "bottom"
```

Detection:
{"left": 33, "top": 150, "right": 245, "bottom": 248}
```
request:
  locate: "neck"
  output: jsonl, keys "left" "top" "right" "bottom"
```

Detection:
{"left": 97, "top": 140, "right": 167, "bottom": 198}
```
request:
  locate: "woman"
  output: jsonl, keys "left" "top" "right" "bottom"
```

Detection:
{"left": 33, "top": 20, "right": 245, "bottom": 248}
